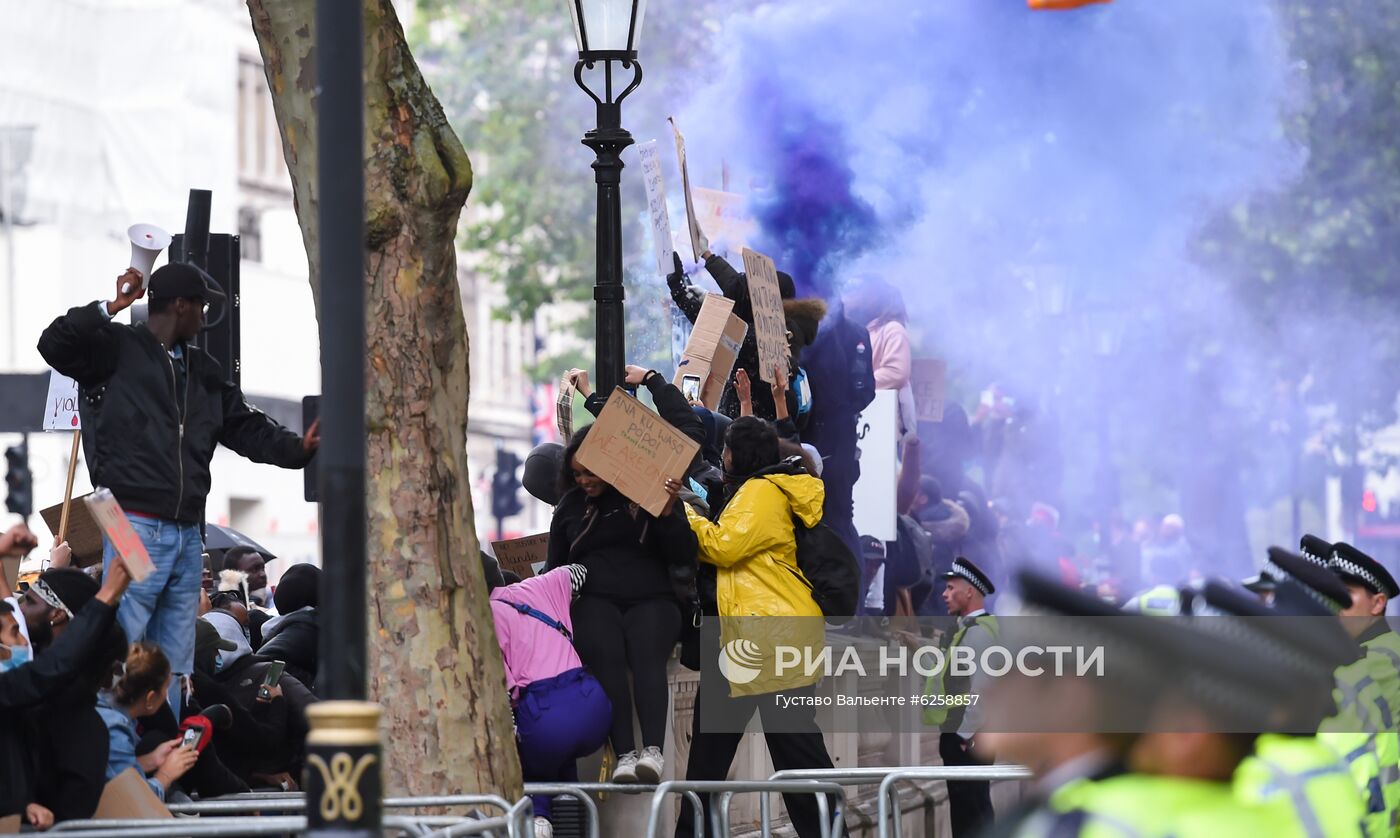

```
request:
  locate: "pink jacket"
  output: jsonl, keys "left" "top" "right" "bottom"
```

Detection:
{"left": 867, "top": 320, "right": 912, "bottom": 390}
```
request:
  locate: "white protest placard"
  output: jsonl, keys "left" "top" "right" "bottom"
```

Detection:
{"left": 669, "top": 117, "right": 705, "bottom": 263}
{"left": 853, "top": 390, "right": 899, "bottom": 542}
{"left": 84, "top": 488, "right": 157, "bottom": 582}
{"left": 741, "top": 247, "right": 789, "bottom": 384}
{"left": 44, "top": 370, "right": 81, "bottom": 430}
{"left": 693, "top": 187, "right": 758, "bottom": 253}
{"left": 912, "top": 359, "right": 948, "bottom": 422}
{"left": 575, "top": 389, "right": 701, "bottom": 517}
{"left": 637, "top": 140, "right": 675, "bottom": 276}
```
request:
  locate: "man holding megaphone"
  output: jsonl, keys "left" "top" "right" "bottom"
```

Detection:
{"left": 35, "top": 263, "right": 320, "bottom": 717}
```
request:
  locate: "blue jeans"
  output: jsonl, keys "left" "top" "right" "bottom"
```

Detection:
{"left": 103, "top": 514, "right": 203, "bottom": 712}
{"left": 516, "top": 668, "right": 611, "bottom": 819}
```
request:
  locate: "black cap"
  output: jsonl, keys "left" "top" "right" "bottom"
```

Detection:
{"left": 1330, "top": 543, "right": 1400, "bottom": 599}
{"left": 1261, "top": 547, "right": 1352, "bottom": 613}
{"left": 34, "top": 567, "right": 99, "bottom": 616}
{"left": 1241, "top": 572, "right": 1277, "bottom": 595}
{"left": 148, "top": 263, "right": 225, "bottom": 303}
{"left": 1299, "top": 535, "right": 1333, "bottom": 568}
{"left": 941, "top": 556, "right": 995, "bottom": 596}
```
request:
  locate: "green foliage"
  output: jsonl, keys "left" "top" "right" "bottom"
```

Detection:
{"left": 1195, "top": 0, "right": 1400, "bottom": 432}
{"left": 410, "top": 0, "right": 737, "bottom": 379}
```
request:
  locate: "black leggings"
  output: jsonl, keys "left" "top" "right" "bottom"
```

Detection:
{"left": 572, "top": 595, "right": 682, "bottom": 754}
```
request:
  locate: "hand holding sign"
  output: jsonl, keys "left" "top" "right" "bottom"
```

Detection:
{"left": 575, "top": 389, "right": 701, "bottom": 516}
{"left": 84, "top": 489, "right": 157, "bottom": 582}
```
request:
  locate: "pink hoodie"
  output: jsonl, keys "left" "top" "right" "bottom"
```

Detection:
{"left": 867, "top": 320, "right": 912, "bottom": 390}
{"left": 489, "top": 568, "right": 581, "bottom": 701}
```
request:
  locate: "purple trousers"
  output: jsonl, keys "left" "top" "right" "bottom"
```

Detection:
{"left": 516, "top": 667, "right": 612, "bottom": 819}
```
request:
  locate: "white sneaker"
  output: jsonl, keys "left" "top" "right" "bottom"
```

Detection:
{"left": 533, "top": 816, "right": 553, "bottom": 838}
{"left": 636, "top": 745, "right": 664, "bottom": 784}
{"left": 612, "top": 750, "right": 640, "bottom": 784}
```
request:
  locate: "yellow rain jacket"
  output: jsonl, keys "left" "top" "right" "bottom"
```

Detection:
{"left": 687, "top": 473, "right": 827, "bottom": 697}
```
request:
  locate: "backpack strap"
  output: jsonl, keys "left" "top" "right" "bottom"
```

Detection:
{"left": 498, "top": 600, "right": 572, "bottom": 641}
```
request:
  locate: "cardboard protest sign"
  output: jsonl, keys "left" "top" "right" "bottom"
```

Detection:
{"left": 83, "top": 489, "right": 157, "bottom": 581}
{"left": 492, "top": 533, "right": 549, "bottom": 580}
{"left": 853, "top": 391, "right": 899, "bottom": 542}
{"left": 673, "top": 294, "right": 748, "bottom": 409}
{"left": 741, "top": 248, "right": 789, "bottom": 384}
{"left": 693, "top": 187, "right": 758, "bottom": 253}
{"left": 669, "top": 117, "right": 705, "bottom": 263}
{"left": 575, "top": 388, "right": 701, "bottom": 516}
{"left": 94, "top": 767, "right": 172, "bottom": 820}
{"left": 911, "top": 359, "right": 948, "bottom": 422}
{"left": 40, "top": 494, "right": 104, "bottom": 568}
{"left": 637, "top": 140, "right": 675, "bottom": 276}
{"left": 557, "top": 375, "right": 577, "bottom": 441}
{"left": 44, "top": 370, "right": 81, "bottom": 430}
{"left": 1, "top": 557, "right": 16, "bottom": 596}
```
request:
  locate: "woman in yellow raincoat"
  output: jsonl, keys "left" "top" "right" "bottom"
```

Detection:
{"left": 671, "top": 416, "right": 837, "bottom": 838}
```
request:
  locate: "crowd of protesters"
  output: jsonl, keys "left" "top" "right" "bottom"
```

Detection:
{"left": 0, "top": 262, "right": 323, "bottom": 827}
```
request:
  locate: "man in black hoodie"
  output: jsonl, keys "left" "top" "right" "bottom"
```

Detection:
{"left": 38, "top": 264, "right": 320, "bottom": 716}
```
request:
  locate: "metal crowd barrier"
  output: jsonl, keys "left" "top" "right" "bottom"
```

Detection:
{"left": 876, "top": 766, "right": 1034, "bottom": 838}
{"left": 645, "top": 780, "right": 848, "bottom": 838}
{"left": 47, "top": 816, "right": 307, "bottom": 837}
{"left": 424, "top": 798, "right": 534, "bottom": 838}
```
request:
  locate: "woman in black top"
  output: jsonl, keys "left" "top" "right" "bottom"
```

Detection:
{"left": 545, "top": 424, "right": 698, "bottom": 785}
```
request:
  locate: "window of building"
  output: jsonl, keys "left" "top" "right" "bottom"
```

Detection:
{"left": 238, "top": 205, "right": 262, "bottom": 263}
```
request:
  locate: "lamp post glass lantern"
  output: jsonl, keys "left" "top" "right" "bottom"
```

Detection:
{"left": 567, "top": 0, "right": 647, "bottom": 395}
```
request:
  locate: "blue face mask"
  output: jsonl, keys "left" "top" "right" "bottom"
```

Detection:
{"left": 1, "top": 644, "right": 32, "bottom": 672}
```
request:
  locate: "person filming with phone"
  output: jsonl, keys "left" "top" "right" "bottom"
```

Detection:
{"left": 38, "top": 264, "right": 322, "bottom": 718}
{"left": 96, "top": 642, "right": 199, "bottom": 802}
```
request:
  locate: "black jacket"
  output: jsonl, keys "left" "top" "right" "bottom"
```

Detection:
{"left": 802, "top": 303, "right": 876, "bottom": 512}
{"left": 546, "top": 488, "right": 698, "bottom": 602}
{"left": 32, "top": 684, "right": 109, "bottom": 822}
{"left": 38, "top": 302, "right": 312, "bottom": 523}
{"left": 256, "top": 609, "right": 318, "bottom": 692}
{"left": 0, "top": 600, "right": 117, "bottom": 817}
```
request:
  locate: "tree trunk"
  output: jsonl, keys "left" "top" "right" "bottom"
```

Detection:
{"left": 246, "top": 0, "right": 522, "bottom": 797}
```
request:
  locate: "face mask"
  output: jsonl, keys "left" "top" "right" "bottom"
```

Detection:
{"left": 214, "top": 652, "right": 224, "bottom": 673}
{"left": 1, "top": 644, "right": 32, "bottom": 672}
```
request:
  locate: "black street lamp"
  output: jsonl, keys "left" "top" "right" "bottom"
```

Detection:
{"left": 567, "top": 0, "right": 648, "bottom": 395}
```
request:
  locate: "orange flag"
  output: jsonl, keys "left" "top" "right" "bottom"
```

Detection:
{"left": 1029, "top": 0, "right": 1112, "bottom": 9}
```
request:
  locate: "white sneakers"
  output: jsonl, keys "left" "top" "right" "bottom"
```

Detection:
{"left": 612, "top": 750, "right": 640, "bottom": 783}
{"left": 636, "top": 746, "right": 665, "bottom": 784}
{"left": 533, "top": 816, "right": 553, "bottom": 838}
{"left": 613, "top": 746, "right": 665, "bottom": 784}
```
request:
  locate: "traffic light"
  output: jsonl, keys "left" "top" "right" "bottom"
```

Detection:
{"left": 491, "top": 449, "right": 524, "bottom": 523}
{"left": 5, "top": 441, "right": 32, "bottom": 518}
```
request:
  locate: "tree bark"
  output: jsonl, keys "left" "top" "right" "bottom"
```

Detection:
{"left": 246, "top": 0, "right": 522, "bottom": 797}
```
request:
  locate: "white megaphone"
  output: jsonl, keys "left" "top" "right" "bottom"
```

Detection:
{"left": 126, "top": 223, "right": 172, "bottom": 293}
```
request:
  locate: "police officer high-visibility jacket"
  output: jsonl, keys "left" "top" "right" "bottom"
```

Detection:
{"left": 1357, "top": 621, "right": 1400, "bottom": 838}
{"left": 1320, "top": 655, "right": 1398, "bottom": 838}
{"left": 923, "top": 611, "right": 999, "bottom": 731}
{"left": 1235, "top": 733, "right": 1368, "bottom": 838}
{"left": 1025, "top": 774, "right": 1297, "bottom": 838}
